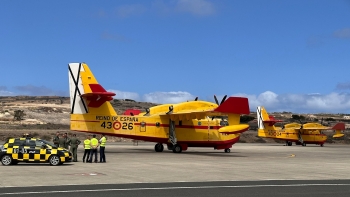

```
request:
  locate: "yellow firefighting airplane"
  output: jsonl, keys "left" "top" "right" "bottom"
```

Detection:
{"left": 257, "top": 106, "right": 345, "bottom": 147}
{"left": 68, "top": 63, "right": 251, "bottom": 153}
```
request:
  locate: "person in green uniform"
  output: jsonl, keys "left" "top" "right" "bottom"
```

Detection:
{"left": 99, "top": 134, "right": 107, "bottom": 163}
{"left": 69, "top": 134, "right": 81, "bottom": 162}
{"left": 82, "top": 135, "right": 91, "bottom": 163}
{"left": 58, "top": 133, "right": 66, "bottom": 148}
{"left": 88, "top": 134, "right": 99, "bottom": 163}
{"left": 63, "top": 133, "right": 70, "bottom": 149}
{"left": 53, "top": 132, "right": 60, "bottom": 147}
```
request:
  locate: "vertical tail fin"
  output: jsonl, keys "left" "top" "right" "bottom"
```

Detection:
{"left": 256, "top": 106, "right": 282, "bottom": 137}
{"left": 332, "top": 122, "right": 345, "bottom": 138}
{"left": 68, "top": 63, "right": 116, "bottom": 115}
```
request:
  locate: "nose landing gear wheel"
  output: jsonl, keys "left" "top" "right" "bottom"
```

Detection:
{"left": 224, "top": 148, "right": 230, "bottom": 153}
{"left": 302, "top": 143, "right": 306, "bottom": 146}
{"left": 172, "top": 144, "right": 182, "bottom": 153}
{"left": 154, "top": 143, "right": 164, "bottom": 152}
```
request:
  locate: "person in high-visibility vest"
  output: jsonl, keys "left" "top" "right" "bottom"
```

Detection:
{"left": 88, "top": 134, "right": 99, "bottom": 163}
{"left": 82, "top": 135, "right": 91, "bottom": 163}
{"left": 99, "top": 134, "right": 107, "bottom": 163}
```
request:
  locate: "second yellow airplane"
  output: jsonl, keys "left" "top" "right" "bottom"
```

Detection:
{"left": 257, "top": 106, "right": 345, "bottom": 146}
{"left": 68, "top": 63, "right": 251, "bottom": 153}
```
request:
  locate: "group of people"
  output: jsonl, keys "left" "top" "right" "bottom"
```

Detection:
{"left": 53, "top": 132, "right": 107, "bottom": 163}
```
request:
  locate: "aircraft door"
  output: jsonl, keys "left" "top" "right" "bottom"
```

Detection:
{"left": 140, "top": 121, "right": 146, "bottom": 132}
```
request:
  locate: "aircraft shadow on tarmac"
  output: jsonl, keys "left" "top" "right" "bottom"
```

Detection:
{"left": 106, "top": 149, "right": 246, "bottom": 157}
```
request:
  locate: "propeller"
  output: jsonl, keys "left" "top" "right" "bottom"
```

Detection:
{"left": 320, "top": 117, "right": 325, "bottom": 126}
{"left": 214, "top": 95, "right": 227, "bottom": 105}
{"left": 298, "top": 119, "right": 304, "bottom": 129}
{"left": 212, "top": 95, "right": 228, "bottom": 122}
{"left": 143, "top": 108, "right": 150, "bottom": 116}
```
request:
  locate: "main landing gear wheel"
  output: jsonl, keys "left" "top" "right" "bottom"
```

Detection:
{"left": 302, "top": 143, "right": 306, "bottom": 146}
{"left": 172, "top": 144, "right": 182, "bottom": 153}
{"left": 320, "top": 144, "right": 324, "bottom": 147}
{"left": 224, "top": 148, "right": 231, "bottom": 153}
{"left": 287, "top": 141, "right": 293, "bottom": 146}
{"left": 154, "top": 143, "right": 164, "bottom": 152}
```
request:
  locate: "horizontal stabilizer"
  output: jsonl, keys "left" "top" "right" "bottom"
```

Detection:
{"left": 333, "top": 133, "right": 345, "bottom": 138}
{"left": 332, "top": 123, "right": 345, "bottom": 138}
{"left": 81, "top": 84, "right": 116, "bottom": 108}
{"left": 214, "top": 97, "right": 250, "bottom": 115}
{"left": 218, "top": 124, "right": 249, "bottom": 134}
{"left": 263, "top": 116, "right": 283, "bottom": 126}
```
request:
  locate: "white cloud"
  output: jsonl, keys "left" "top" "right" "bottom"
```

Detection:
{"left": 143, "top": 91, "right": 195, "bottom": 104}
{"left": 333, "top": 28, "right": 350, "bottom": 39}
{"left": 175, "top": 0, "right": 215, "bottom": 16}
{"left": 236, "top": 91, "right": 350, "bottom": 113}
{"left": 0, "top": 90, "right": 15, "bottom": 96}
{"left": 108, "top": 89, "right": 140, "bottom": 101}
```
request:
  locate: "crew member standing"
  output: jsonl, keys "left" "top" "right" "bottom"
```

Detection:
{"left": 82, "top": 135, "right": 91, "bottom": 163}
{"left": 70, "top": 134, "right": 81, "bottom": 162}
{"left": 58, "top": 133, "right": 66, "bottom": 148}
{"left": 63, "top": 133, "right": 70, "bottom": 149}
{"left": 99, "top": 134, "right": 107, "bottom": 163}
{"left": 89, "top": 134, "right": 99, "bottom": 163}
{"left": 53, "top": 132, "right": 60, "bottom": 147}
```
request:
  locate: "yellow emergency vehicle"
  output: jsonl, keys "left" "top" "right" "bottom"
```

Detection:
{"left": 0, "top": 137, "right": 72, "bottom": 166}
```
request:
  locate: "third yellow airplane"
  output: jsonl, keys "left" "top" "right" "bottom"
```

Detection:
{"left": 257, "top": 106, "right": 345, "bottom": 147}
{"left": 68, "top": 63, "right": 251, "bottom": 153}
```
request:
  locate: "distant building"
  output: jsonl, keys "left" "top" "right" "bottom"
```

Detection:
{"left": 343, "top": 116, "right": 350, "bottom": 120}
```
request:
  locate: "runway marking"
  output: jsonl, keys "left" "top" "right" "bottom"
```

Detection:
{"left": 1, "top": 183, "right": 350, "bottom": 195}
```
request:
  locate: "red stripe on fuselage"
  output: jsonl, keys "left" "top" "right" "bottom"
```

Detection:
{"left": 71, "top": 130, "right": 240, "bottom": 147}
{"left": 133, "top": 123, "right": 221, "bottom": 130}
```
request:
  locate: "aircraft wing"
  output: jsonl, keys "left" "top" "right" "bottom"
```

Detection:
{"left": 300, "top": 127, "right": 330, "bottom": 130}
{"left": 159, "top": 97, "right": 250, "bottom": 121}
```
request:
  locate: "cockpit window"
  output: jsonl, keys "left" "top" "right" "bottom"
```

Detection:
{"left": 220, "top": 120, "right": 229, "bottom": 126}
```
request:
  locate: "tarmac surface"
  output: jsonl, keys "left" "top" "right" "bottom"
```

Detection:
{"left": 0, "top": 142, "right": 350, "bottom": 196}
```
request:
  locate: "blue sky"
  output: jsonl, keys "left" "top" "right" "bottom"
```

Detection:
{"left": 1, "top": 0, "right": 350, "bottom": 113}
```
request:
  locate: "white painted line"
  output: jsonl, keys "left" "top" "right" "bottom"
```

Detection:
{"left": 0, "top": 183, "right": 350, "bottom": 195}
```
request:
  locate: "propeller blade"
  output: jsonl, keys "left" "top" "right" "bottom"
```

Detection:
{"left": 220, "top": 95, "right": 227, "bottom": 105}
{"left": 298, "top": 119, "right": 303, "bottom": 129}
{"left": 214, "top": 95, "right": 219, "bottom": 105}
